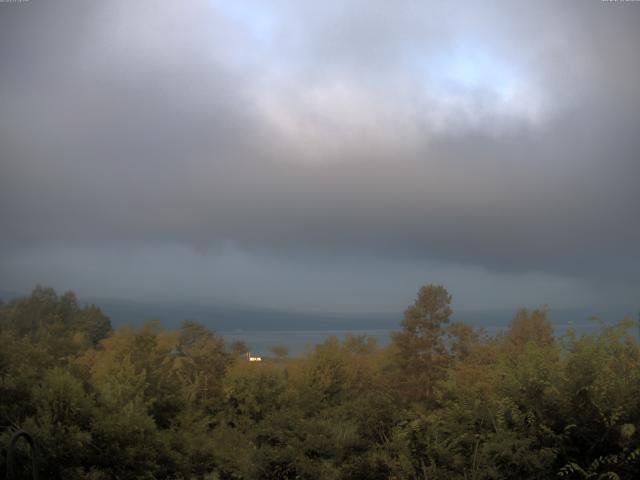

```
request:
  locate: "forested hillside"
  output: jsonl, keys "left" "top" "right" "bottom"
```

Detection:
{"left": 1, "top": 286, "right": 639, "bottom": 479}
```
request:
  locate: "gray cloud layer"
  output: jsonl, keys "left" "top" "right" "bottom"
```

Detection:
{"left": 1, "top": 1, "right": 639, "bottom": 311}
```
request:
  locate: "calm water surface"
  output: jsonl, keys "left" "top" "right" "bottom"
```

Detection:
{"left": 220, "top": 322, "right": 610, "bottom": 357}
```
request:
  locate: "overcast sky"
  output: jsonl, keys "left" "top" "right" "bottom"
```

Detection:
{"left": 1, "top": 0, "right": 639, "bottom": 315}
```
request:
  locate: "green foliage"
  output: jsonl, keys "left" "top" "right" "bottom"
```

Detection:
{"left": 1, "top": 286, "right": 639, "bottom": 479}
{"left": 0, "top": 286, "right": 111, "bottom": 344}
{"left": 23, "top": 368, "right": 94, "bottom": 479}
{"left": 391, "top": 284, "right": 453, "bottom": 401}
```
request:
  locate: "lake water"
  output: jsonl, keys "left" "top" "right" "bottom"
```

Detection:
{"left": 220, "top": 329, "right": 393, "bottom": 356}
{"left": 220, "top": 322, "right": 616, "bottom": 357}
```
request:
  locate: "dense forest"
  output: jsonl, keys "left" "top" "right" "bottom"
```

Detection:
{"left": 1, "top": 286, "right": 639, "bottom": 479}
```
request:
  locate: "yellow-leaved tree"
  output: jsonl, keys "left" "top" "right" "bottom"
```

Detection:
{"left": 391, "top": 284, "right": 452, "bottom": 401}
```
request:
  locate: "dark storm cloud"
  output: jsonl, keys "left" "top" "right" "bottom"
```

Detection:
{"left": 1, "top": 0, "right": 639, "bottom": 305}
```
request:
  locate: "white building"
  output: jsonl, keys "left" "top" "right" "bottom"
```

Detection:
{"left": 246, "top": 352, "right": 262, "bottom": 362}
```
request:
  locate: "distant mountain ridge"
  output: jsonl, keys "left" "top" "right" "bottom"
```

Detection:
{"left": 82, "top": 297, "right": 398, "bottom": 331}
{"left": 1, "top": 290, "right": 634, "bottom": 332}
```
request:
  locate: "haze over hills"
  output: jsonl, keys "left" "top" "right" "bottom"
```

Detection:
{"left": 80, "top": 299, "right": 640, "bottom": 332}
{"left": 1, "top": 289, "right": 634, "bottom": 333}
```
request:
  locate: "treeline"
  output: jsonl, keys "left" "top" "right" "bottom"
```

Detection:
{"left": 1, "top": 285, "right": 639, "bottom": 479}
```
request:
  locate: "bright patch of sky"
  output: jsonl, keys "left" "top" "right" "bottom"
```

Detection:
{"left": 418, "top": 46, "right": 547, "bottom": 127}
{"left": 211, "top": 0, "right": 282, "bottom": 65}
{"left": 210, "top": 1, "right": 546, "bottom": 141}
